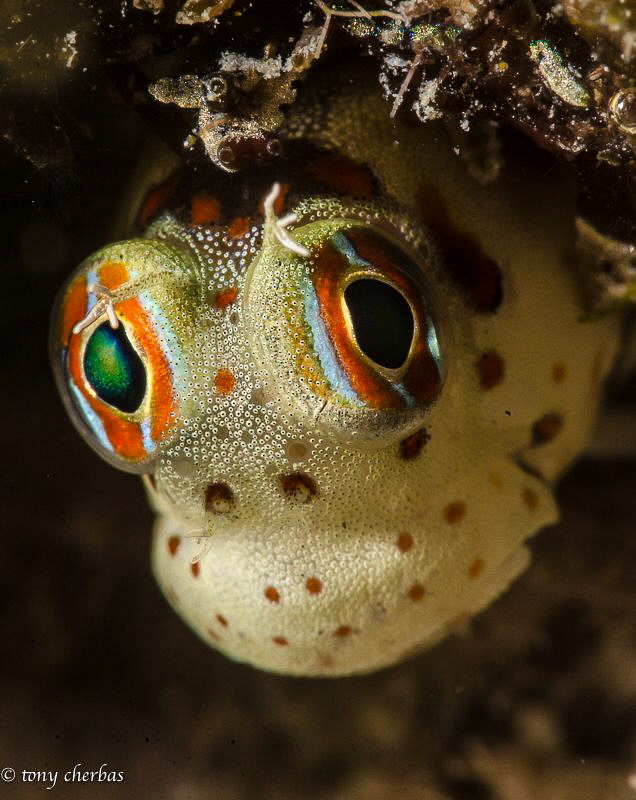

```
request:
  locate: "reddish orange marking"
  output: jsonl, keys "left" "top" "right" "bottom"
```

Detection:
{"left": 264, "top": 586, "right": 280, "bottom": 603}
{"left": 214, "top": 369, "right": 236, "bottom": 395}
{"left": 119, "top": 297, "right": 177, "bottom": 444}
{"left": 417, "top": 183, "right": 502, "bottom": 313}
{"left": 407, "top": 582, "right": 426, "bottom": 601}
{"left": 214, "top": 287, "right": 238, "bottom": 310}
{"left": 468, "top": 557, "right": 485, "bottom": 579}
{"left": 532, "top": 413, "right": 563, "bottom": 445}
{"left": 522, "top": 487, "right": 539, "bottom": 510}
{"left": 259, "top": 182, "right": 289, "bottom": 214}
{"left": 227, "top": 217, "right": 250, "bottom": 238}
{"left": 190, "top": 562, "right": 200, "bottom": 578}
{"left": 99, "top": 261, "right": 129, "bottom": 290}
{"left": 305, "top": 577, "right": 322, "bottom": 595}
{"left": 137, "top": 177, "right": 177, "bottom": 228}
{"left": 167, "top": 536, "right": 180, "bottom": 556}
{"left": 444, "top": 501, "right": 466, "bottom": 524}
{"left": 308, "top": 155, "right": 373, "bottom": 198}
{"left": 190, "top": 191, "right": 221, "bottom": 225}
{"left": 216, "top": 614, "right": 228, "bottom": 627}
{"left": 60, "top": 275, "right": 88, "bottom": 346}
{"left": 399, "top": 429, "right": 429, "bottom": 460}
{"left": 273, "top": 636, "right": 288, "bottom": 646}
{"left": 333, "top": 625, "right": 352, "bottom": 638}
{"left": 476, "top": 351, "right": 505, "bottom": 390}
{"left": 396, "top": 533, "right": 414, "bottom": 553}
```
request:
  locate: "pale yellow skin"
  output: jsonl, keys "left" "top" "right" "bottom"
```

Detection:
{"left": 56, "top": 78, "right": 620, "bottom": 676}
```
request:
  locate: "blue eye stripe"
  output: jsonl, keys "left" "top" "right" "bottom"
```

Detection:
{"left": 330, "top": 231, "right": 372, "bottom": 269}
{"left": 301, "top": 279, "right": 361, "bottom": 406}
{"left": 69, "top": 380, "right": 113, "bottom": 453}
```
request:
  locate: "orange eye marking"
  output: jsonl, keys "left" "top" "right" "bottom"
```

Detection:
{"left": 118, "top": 297, "right": 177, "bottom": 443}
{"left": 214, "top": 369, "right": 236, "bottom": 395}
{"left": 190, "top": 192, "right": 221, "bottom": 225}
{"left": 99, "top": 261, "right": 129, "bottom": 291}
{"left": 313, "top": 246, "right": 402, "bottom": 410}
{"left": 67, "top": 330, "right": 147, "bottom": 461}
{"left": 227, "top": 217, "right": 251, "bottom": 238}
{"left": 258, "top": 182, "right": 289, "bottom": 214}
{"left": 214, "top": 287, "right": 239, "bottom": 310}
{"left": 137, "top": 176, "right": 177, "bottom": 228}
{"left": 60, "top": 275, "right": 88, "bottom": 346}
{"left": 313, "top": 228, "right": 441, "bottom": 410}
{"left": 307, "top": 155, "right": 374, "bottom": 198}
{"left": 65, "top": 295, "right": 177, "bottom": 463}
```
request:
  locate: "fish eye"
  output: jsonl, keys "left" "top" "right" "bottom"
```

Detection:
{"left": 83, "top": 322, "right": 147, "bottom": 412}
{"left": 343, "top": 278, "right": 414, "bottom": 370}
{"left": 50, "top": 240, "right": 195, "bottom": 473}
{"left": 245, "top": 218, "right": 444, "bottom": 447}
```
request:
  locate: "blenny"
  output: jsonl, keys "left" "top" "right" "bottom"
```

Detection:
{"left": 50, "top": 75, "right": 620, "bottom": 676}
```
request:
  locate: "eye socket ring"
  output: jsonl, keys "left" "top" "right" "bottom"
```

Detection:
{"left": 50, "top": 240, "right": 194, "bottom": 473}
{"left": 244, "top": 215, "right": 446, "bottom": 447}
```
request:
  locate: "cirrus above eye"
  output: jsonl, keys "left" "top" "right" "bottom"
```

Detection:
{"left": 83, "top": 322, "right": 147, "bottom": 412}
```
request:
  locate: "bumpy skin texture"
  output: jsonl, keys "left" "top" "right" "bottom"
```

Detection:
{"left": 51, "top": 77, "right": 620, "bottom": 676}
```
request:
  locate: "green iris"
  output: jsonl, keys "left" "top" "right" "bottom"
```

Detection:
{"left": 83, "top": 322, "right": 146, "bottom": 412}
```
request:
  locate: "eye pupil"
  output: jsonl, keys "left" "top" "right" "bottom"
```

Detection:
{"left": 83, "top": 322, "right": 146, "bottom": 412}
{"left": 344, "top": 279, "right": 414, "bottom": 370}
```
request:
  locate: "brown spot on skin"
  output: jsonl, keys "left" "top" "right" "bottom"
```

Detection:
{"left": 259, "top": 182, "right": 289, "bottom": 214}
{"left": 307, "top": 155, "right": 374, "bottom": 198}
{"left": 476, "top": 350, "right": 505, "bottom": 390}
{"left": 489, "top": 472, "right": 504, "bottom": 488}
{"left": 206, "top": 628, "right": 221, "bottom": 642}
{"left": 468, "top": 557, "right": 485, "bottom": 579}
{"left": 215, "top": 369, "right": 236, "bottom": 395}
{"left": 205, "top": 482, "right": 234, "bottom": 514}
{"left": 167, "top": 535, "right": 180, "bottom": 556}
{"left": 306, "top": 577, "right": 323, "bottom": 595}
{"left": 227, "top": 216, "right": 251, "bottom": 238}
{"left": 191, "top": 562, "right": 200, "bottom": 578}
{"left": 280, "top": 472, "right": 318, "bottom": 504}
{"left": 319, "top": 655, "right": 335, "bottom": 668}
{"left": 216, "top": 614, "right": 228, "bottom": 627}
{"left": 190, "top": 191, "right": 221, "bottom": 225}
{"left": 214, "top": 287, "right": 238, "bottom": 310}
{"left": 444, "top": 501, "right": 466, "bottom": 524}
{"left": 272, "top": 636, "right": 288, "bottom": 646}
{"left": 531, "top": 413, "right": 564, "bottom": 446}
{"left": 552, "top": 362, "right": 566, "bottom": 384}
{"left": 417, "top": 184, "right": 503, "bottom": 313}
{"left": 399, "top": 428, "right": 430, "bottom": 460}
{"left": 407, "top": 582, "right": 426, "bottom": 601}
{"left": 396, "top": 532, "right": 414, "bottom": 553}
{"left": 522, "top": 487, "right": 539, "bottom": 510}
{"left": 333, "top": 625, "right": 352, "bottom": 638}
{"left": 264, "top": 586, "right": 281, "bottom": 603}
